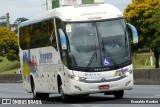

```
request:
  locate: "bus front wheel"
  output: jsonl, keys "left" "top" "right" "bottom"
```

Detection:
{"left": 114, "top": 90, "right": 124, "bottom": 99}
{"left": 60, "top": 85, "right": 68, "bottom": 103}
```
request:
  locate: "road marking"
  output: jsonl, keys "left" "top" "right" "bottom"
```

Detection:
{"left": 71, "top": 104, "right": 83, "bottom": 107}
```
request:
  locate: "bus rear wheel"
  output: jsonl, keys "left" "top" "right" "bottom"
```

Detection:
{"left": 114, "top": 90, "right": 124, "bottom": 99}
{"left": 31, "top": 79, "right": 49, "bottom": 100}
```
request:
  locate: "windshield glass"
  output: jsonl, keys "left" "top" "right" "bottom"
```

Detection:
{"left": 66, "top": 19, "right": 131, "bottom": 71}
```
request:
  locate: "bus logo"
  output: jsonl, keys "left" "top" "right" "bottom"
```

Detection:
{"left": 101, "top": 78, "right": 106, "bottom": 82}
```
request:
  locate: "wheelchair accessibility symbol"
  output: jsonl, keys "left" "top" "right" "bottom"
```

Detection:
{"left": 102, "top": 58, "right": 111, "bottom": 66}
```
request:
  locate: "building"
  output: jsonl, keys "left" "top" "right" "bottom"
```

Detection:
{"left": 46, "top": 0, "right": 104, "bottom": 10}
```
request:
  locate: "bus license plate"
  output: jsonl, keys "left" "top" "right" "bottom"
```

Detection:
{"left": 98, "top": 85, "right": 109, "bottom": 90}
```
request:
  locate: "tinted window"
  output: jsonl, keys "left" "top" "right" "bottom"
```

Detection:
{"left": 19, "top": 19, "right": 57, "bottom": 50}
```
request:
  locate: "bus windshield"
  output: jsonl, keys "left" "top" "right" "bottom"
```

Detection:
{"left": 66, "top": 19, "right": 131, "bottom": 71}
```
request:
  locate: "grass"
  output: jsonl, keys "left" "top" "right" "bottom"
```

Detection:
{"left": 134, "top": 65, "right": 155, "bottom": 69}
{"left": 0, "top": 57, "right": 20, "bottom": 74}
{"left": 132, "top": 51, "right": 156, "bottom": 69}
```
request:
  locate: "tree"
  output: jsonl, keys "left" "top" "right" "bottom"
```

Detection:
{"left": 124, "top": 0, "right": 160, "bottom": 68}
{"left": 0, "top": 27, "right": 19, "bottom": 61}
{"left": 0, "top": 15, "right": 7, "bottom": 27}
{"left": 149, "top": 9, "right": 160, "bottom": 68}
{"left": 14, "top": 17, "right": 28, "bottom": 25}
{"left": 0, "top": 21, "right": 7, "bottom": 27}
{"left": 12, "top": 17, "right": 29, "bottom": 33}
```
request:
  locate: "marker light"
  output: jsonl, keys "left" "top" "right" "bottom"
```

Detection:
{"left": 124, "top": 70, "right": 133, "bottom": 77}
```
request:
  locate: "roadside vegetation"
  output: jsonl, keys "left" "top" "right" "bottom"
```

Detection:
{"left": 0, "top": 57, "right": 20, "bottom": 74}
{"left": 124, "top": 0, "right": 160, "bottom": 68}
{"left": 132, "top": 51, "right": 155, "bottom": 69}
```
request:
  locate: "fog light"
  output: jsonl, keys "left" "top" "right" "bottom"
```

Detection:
{"left": 74, "top": 85, "right": 82, "bottom": 91}
{"left": 125, "top": 80, "right": 131, "bottom": 86}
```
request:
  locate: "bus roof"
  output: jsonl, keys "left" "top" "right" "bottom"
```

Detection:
{"left": 20, "top": 4, "right": 123, "bottom": 27}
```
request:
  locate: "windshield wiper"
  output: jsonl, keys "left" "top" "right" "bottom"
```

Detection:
{"left": 102, "top": 40, "right": 119, "bottom": 69}
{"left": 86, "top": 51, "right": 97, "bottom": 71}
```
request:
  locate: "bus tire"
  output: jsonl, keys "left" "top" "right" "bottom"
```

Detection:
{"left": 31, "top": 78, "right": 38, "bottom": 99}
{"left": 31, "top": 78, "right": 49, "bottom": 100}
{"left": 114, "top": 90, "right": 124, "bottom": 99}
{"left": 60, "top": 84, "right": 68, "bottom": 103}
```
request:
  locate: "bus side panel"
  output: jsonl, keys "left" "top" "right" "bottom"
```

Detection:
{"left": 21, "top": 46, "right": 61, "bottom": 94}
{"left": 20, "top": 49, "right": 32, "bottom": 93}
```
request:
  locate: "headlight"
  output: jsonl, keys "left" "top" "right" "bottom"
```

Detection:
{"left": 125, "top": 72, "right": 130, "bottom": 76}
{"left": 124, "top": 70, "right": 133, "bottom": 77}
{"left": 74, "top": 76, "right": 80, "bottom": 81}
{"left": 68, "top": 74, "right": 86, "bottom": 81}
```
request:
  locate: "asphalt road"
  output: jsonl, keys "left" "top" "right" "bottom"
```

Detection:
{"left": 0, "top": 83, "right": 160, "bottom": 107}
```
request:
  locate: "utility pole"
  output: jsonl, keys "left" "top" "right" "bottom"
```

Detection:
{"left": 46, "top": 0, "right": 48, "bottom": 10}
{"left": 6, "top": 13, "right": 10, "bottom": 29}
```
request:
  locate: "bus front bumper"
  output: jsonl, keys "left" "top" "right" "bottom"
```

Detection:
{"left": 64, "top": 74, "right": 133, "bottom": 95}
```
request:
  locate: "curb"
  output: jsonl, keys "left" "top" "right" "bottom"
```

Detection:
{"left": 0, "top": 74, "right": 22, "bottom": 83}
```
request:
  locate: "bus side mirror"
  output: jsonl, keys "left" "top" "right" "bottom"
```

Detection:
{"left": 127, "top": 24, "right": 138, "bottom": 44}
{"left": 58, "top": 29, "right": 67, "bottom": 50}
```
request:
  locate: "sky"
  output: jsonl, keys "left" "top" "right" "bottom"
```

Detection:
{"left": 0, "top": 0, "right": 132, "bottom": 24}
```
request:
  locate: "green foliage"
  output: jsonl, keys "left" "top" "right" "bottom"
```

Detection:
{"left": 124, "top": 0, "right": 160, "bottom": 68}
{"left": 12, "top": 17, "right": 29, "bottom": 33}
{"left": 149, "top": 9, "right": 160, "bottom": 51}
{"left": 124, "top": 0, "right": 160, "bottom": 50}
{"left": 0, "top": 57, "right": 20, "bottom": 74}
{"left": 0, "top": 27, "right": 19, "bottom": 61}
{"left": 0, "top": 21, "right": 7, "bottom": 27}
{"left": 0, "top": 15, "right": 7, "bottom": 27}
{"left": 14, "top": 17, "right": 28, "bottom": 25}
{"left": 132, "top": 52, "right": 155, "bottom": 69}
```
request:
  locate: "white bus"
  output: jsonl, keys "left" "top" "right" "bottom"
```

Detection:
{"left": 18, "top": 4, "right": 138, "bottom": 102}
